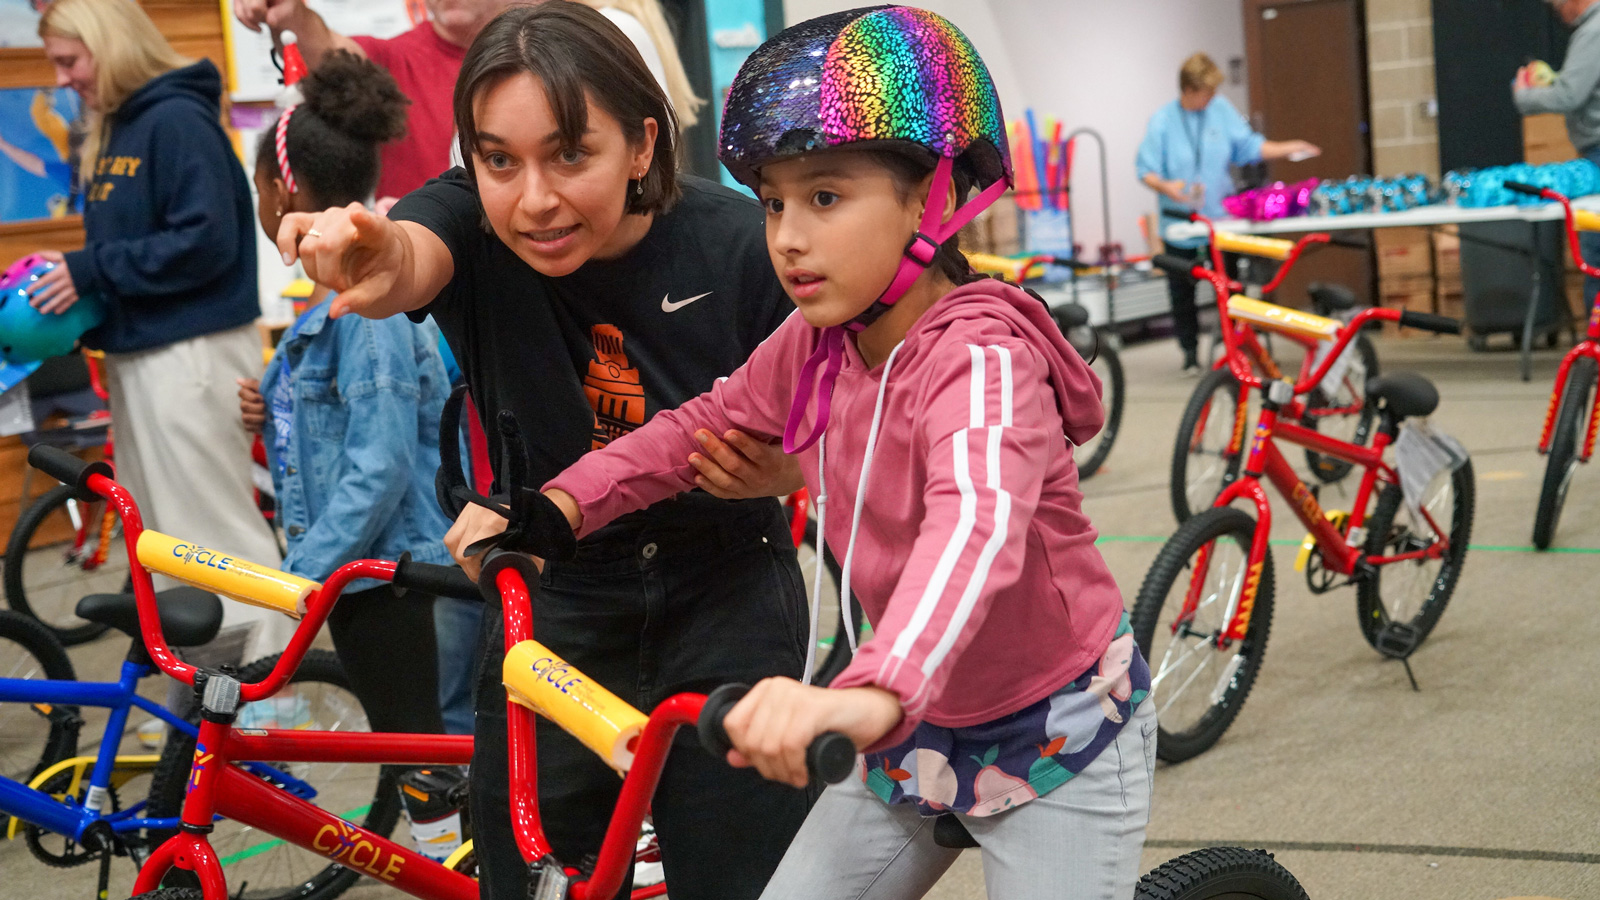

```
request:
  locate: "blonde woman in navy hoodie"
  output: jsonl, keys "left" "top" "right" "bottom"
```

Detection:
{"left": 29, "top": 0, "right": 288, "bottom": 660}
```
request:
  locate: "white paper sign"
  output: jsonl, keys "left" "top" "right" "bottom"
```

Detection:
{"left": 1393, "top": 420, "right": 1468, "bottom": 522}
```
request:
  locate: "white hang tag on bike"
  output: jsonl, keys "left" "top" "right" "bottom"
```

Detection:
{"left": 1394, "top": 421, "right": 1468, "bottom": 520}
{"left": 1310, "top": 338, "right": 1354, "bottom": 400}
{"left": 0, "top": 378, "right": 32, "bottom": 437}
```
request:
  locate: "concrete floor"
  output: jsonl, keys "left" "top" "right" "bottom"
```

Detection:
{"left": 4, "top": 332, "right": 1597, "bottom": 899}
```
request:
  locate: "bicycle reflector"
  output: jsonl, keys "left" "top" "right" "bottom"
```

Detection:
{"left": 0, "top": 254, "right": 106, "bottom": 364}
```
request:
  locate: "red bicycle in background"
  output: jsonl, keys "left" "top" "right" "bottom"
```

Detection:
{"left": 1503, "top": 181, "right": 1600, "bottom": 549}
{"left": 1136, "top": 254, "right": 1473, "bottom": 762}
{"left": 1170, "top": 214, "right": 1381, "bottom": 523}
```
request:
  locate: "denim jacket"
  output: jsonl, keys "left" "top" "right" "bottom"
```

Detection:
{"left": 260, "top": 301, "right": 454, "bottom": 589}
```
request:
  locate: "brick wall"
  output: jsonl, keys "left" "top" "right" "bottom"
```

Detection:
{"left": 1366, "top": 0, "right": 1440, "bottom": 177}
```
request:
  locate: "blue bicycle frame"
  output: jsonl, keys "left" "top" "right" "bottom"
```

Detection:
{"left": 0, "top": 658, "right": 317, "bottom": 845}
{"left": 0, "top": 658, "right": 188, "bottom": 842}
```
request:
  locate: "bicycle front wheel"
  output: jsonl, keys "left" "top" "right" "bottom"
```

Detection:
{"left": 1534, "top": 356, "right": 1595, "bottom": 550}
{"left": 0, "top": 609, "right": 78, "bottom": 793}
{"left": 1357, "top": 459, "right": 1474, "bottom": 658}
{"left": 1132, "top": 507, "right": 1274, "bottom": 762}
{"left": 1170, "top": 368, "right": 1246, "bottom": 524}
{"left": 146, "top": 650, "right": 399, "bottom": 900}
{"left": 1136, "top": 847, "right": 1310, "bottom": 900}
{"left": 4, "top": 484, "right": 124, "bottom": 645}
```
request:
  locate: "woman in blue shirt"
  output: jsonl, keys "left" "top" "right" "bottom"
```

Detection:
{"left": 1136, "top": 52, "right": 1320, "bottom": 374}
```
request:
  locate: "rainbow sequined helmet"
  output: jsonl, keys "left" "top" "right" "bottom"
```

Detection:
{"left": 721, "top": 7, "right": 1015, "bottom": 453}
{"left": 718, "top": 6, "right": 1011, "bottom": 195}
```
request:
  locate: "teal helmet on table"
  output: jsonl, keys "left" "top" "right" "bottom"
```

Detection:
{"left": 0, "top": 254, "right": 106, "bottom": 364}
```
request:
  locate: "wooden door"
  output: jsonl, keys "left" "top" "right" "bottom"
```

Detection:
{"left": 1244, "top": 0, "right": 1374, "bottom": 305}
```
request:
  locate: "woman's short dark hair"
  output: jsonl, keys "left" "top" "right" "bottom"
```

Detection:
{"left": 454, "top": 2, "right": 680, "bottom": 216}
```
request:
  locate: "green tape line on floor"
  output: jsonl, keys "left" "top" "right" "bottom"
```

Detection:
{"left": 1094, "top": 535, "right": 1600, "bottom": 554}
{"left": 217, "top": 803, "right": 371, "bottom": 867}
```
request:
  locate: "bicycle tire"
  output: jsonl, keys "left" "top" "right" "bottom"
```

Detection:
{"left": 1533, "top": 356, "right": 1595, "bottom": 550}
{"left": 1132, "top": 507, "right": 1274, "bottom": 763}
{"left": 129, "top": 890, "right": 204, "bottom": 900}
{"left": 799, "top": 521, "right": 863, "bottom": 686}
{"left": 4, "top": 484, "right": 118, "bottom": 646}
{"left": 145, "top": 650, "right": 399, "bottom": 900}
{"left": 1302, "top": 333, "right": 1380, "bottom": 484}
{"left": 0, "top": 608, "right": 78, "bottom": 795}
{"left": 1170, "top": 367, "right": 1246, "bottom": 524}
{"left": 1136, "top": 847, "right": 1310, "bottom": 900}
{"left": 1356, "top": 459, "right": 1474, "bottom": 658}
{"left": 1078, "top": 342, "right": 1124, "bottom": 479}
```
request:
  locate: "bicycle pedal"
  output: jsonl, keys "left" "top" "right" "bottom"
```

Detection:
{"left": 1374, "top": 623, "right": 1421, "bottom": 659}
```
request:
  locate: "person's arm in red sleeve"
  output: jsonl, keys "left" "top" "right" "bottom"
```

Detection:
{"left": 830, "top": 338, "right": 1055, "bottom": 750}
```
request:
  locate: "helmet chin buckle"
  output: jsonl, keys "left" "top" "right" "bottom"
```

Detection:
{"left": 904, "top": 231, "right": 941, "bottom": 266}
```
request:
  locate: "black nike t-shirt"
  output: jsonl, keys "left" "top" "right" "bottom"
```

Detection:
{"left": 393, "top": 169, "right": 794, "bottom": 531}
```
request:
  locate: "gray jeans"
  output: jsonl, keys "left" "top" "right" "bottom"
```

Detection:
{"left": 759, "top": 699, "right": 1156, "bottom": 900}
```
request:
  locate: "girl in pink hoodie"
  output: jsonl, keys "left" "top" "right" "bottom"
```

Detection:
{"left": 546, "top": 8, "right": 1154, "bottom": 897}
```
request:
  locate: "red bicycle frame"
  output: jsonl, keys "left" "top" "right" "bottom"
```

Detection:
{"left": 67, "top": 468, "right": 687, "bottom": 900}
{"left": 1531, "top": 190, "right": 1600, "bottom": 462}
{"left": 1171, "top": 262, "right": 1450, "bottom": 646}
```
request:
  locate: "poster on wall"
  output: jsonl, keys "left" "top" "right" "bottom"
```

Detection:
{"left": 0, "top": 87, "right": 80, "bottom": 222}
{"left": 222, "top": 0, "right": 425, "bottom": 101}
{"left": 0, "top": 0, "right": 46, "bottom": 48}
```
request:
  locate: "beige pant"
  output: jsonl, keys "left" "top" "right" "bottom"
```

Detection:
{"left": 103, "top": 323, "right": 292, "bottom": 662}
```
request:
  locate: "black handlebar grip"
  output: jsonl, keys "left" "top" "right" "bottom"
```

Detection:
{"left": 1046, "top": 256, "right": 1095, "bottom": 272}
{"left": 697, "top": 684, "right": 857, "bottom": 785}
{"left": 1152, "top": 254, "right": 1199, "bottom": 280}
{"left": 1398, "top": 310, "right": 1462, "bottom": 335}
{"left": 1325, "top": 234, "right": 1369, "bottom": 250}
{"left": 392, "top": 553, "right": 481, "bottom": 602}
{"left": 28, "top": 445, "right": 113, "bottom": 502}
{"left": 1502, "top": 180, "right": 1546, "bottom": 197}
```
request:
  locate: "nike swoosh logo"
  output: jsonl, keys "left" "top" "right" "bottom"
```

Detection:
{"left": 661, "top": 292, "right": 712, "bottom": 313}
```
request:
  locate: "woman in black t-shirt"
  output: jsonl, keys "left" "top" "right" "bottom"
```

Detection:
{"left": 279, "top": 5, "right": 809, "bottom": 899}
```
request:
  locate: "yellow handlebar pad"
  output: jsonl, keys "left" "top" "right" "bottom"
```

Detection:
{"left": 136, "top": 531, "right": 315, "bottom": 619}
{"left": 965, "top": 252, "right": 1031, "bottom": 281}
{"left": 503, "top": 640, "right": 648, "bottom": 772}
{"left": 1575, "top": 209, "right": 1600, "bottom": 233}
{"left": 1212, "top": 232, "right": 1297, "bottom": 261}
{"left": 1226, "top": 295, "right": 1341, "bottom": 342}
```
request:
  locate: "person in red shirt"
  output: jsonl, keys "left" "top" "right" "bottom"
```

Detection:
{"left": 233, "top": 0, "right": 512, "bottom": 204}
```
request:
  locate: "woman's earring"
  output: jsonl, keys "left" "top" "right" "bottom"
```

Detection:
{"left": 635, "top": 174, "right": 645, "bottom": 196}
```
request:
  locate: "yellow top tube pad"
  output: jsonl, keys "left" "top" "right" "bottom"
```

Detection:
{"left": 503, "top": 640, "right": 648, "bottom": 773}
{"left": 136, "top": 531, "right": 315, "bottom": 618}
{"left": 966, "top": 252, "right": 1033, "bottom": 282}
{"left": 1574, "top": 209, "right": 1600, "bottom": 233}
{"left": 1212, "top": 232, "right": 1296, "bottom": 261}
{"left": 1226, "top": 295, "right": 1341, "bottom": 341}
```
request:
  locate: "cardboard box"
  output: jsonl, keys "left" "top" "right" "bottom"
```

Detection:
{"left": 1379, "top": 278, "right": 1437, "bottom": 338}
{"left": 1525, "top": 113, "right": 1578, "bottom": 166}
{"left": 1375, "top": 227, "right": 1433, "bottom": 279}
{"left": 1433, "top": 226, "right": 1460, "bottom": 287}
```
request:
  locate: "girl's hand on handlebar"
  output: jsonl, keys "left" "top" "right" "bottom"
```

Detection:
{"left": 722, "top": 678, "right": 901, "bottom": 788}
{"left": 277, "top": 203, "right": 405, "bottom": 319}
{"left": 444, "top": 503, "right": 512, "bottom": 580}
{"left": 689, "top": 429, "right": 804, "bottom": 499}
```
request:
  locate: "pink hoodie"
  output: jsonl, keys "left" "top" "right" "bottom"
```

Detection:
{"left": 546, "top": 279, "right": 1125, "bottom": 750}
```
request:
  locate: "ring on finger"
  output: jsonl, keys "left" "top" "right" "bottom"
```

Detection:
{"left": 307, "top": 228, "right": 323, "bottom": 238}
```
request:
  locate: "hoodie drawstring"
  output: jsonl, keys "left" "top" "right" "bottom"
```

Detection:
{"left": 837, "top": 340, "right": 904, "bottom": 657}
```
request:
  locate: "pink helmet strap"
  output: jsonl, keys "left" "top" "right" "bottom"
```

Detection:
{"left": 781, "top": 155, "right": 1009, "bottom": 453}
{"left": 275, "top": 104, "right": 299, "bottom": 194}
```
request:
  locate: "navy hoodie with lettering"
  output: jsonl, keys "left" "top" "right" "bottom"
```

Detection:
{"left": 63, "top": 60, "right": 258, "bottom": 353}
